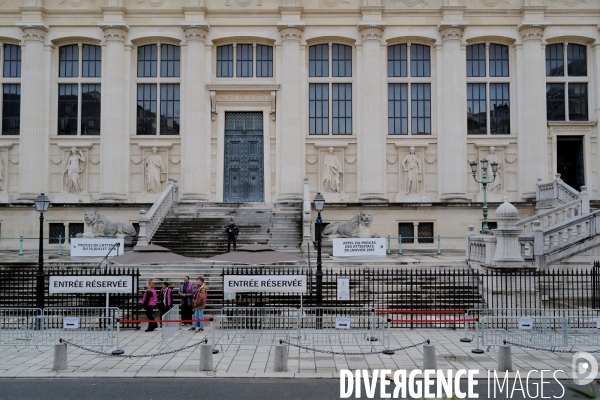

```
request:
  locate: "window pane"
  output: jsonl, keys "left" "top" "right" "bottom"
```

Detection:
{"left": 217, "top": 45, "right": 233, "bottom": 77}
{"left": 388, "top": 44, "right": 407, "bottom": 77}
{"left": 3, "top": 44, "right": 21, "bottom": 78}
{"left": 567, "top": 44, "right": 587, "bottom": 77}
{"left": 161, "top": 44, "right": 180, "bottom": 77}
{"left": 236, "top": 44, "right": 253, "bottom": 77}
{"left": 58, "top": 84, "right": 78, "bottom": 135}
{"left": 160, "top": 84, "right": 180, "bottom": 135}
{"left": 309, "top": 44, "right": 329, "bottom": 77}
{"left": 81, "top": 84, "right": 101, "bottom": 135}
{"left": 467, "top": 83, "right": 486, "bottom": 134}
{"left": 388, "top": 83, "right": 408, "bottom": 135}
{"left": 568, "top": 83, "right": 588, "bottom": 121}
{"left": 137, "top": 45, "right": 157, "bottom": 77}
{"left": 59, "top": 45, "right": 79, "bottom": 78}
{"left": 410, "top": 44, "right": 430, "bottom": 77}
{"left": 489, "top": 44, "right": 509, "bottom": 77}
{"left": 137, "top": 84, "right": 157, "bottom": 135}
{"left": 332, "top": 44, "right": 351, "bottom": 77}
{"left": 411, "top": 83, "right": 431, "bottom": 135}
{"left": 466, "top": 44, "right": 485, "bottom": 77}
{"left": 546, "top": 83, "right": 565, "bottom": 121}
{"left": 82, "top": 44, "right": 101, "bottom": 78}
{"left": 2, "top": 84, "right": 20, "bottom": 135}
{"left": 490, "top": 83, "right": 510, "bottom": 134}
{"left": 49, "top": 223, "right": 65, "bottom": 245}
{"left": 256, "top": 45, "right": 273, "bottom": 78}
{"left": 398, "top": 223, "right": 414, "bottom": 243}
{"left": 545, "top": 43, "right": 564, "bottom": 77}
{"left": 309, "top": 83, "right": 329, "bottom": 135}
{"left": 333, "top": 83, "right": 351, "bottom": 134}
{"left": 418, "top": 222, "right": 434, "bottom": 244}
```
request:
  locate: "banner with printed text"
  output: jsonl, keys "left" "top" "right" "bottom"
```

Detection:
{"left": 332, "top": 238, "right": 387, "bottom": 257}
{"left": 223, "top": 275, "right": 307, "bottom": 294}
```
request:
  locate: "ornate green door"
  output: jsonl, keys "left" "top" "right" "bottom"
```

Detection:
{"left": 224, "top": 112, "right": 264, "bottom": 203}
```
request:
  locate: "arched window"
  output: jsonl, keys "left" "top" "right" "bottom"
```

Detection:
{"left": 136, "top": 43, "right": 181, "bottom": 135}
{"left": 1, "top": 44, "right": 21, "bottom": 135}
{"left": 546, "top": 43, "right": 588, "bottom": 121}
{"left": 57, "top": 43, "right": 101, "bottom": 135}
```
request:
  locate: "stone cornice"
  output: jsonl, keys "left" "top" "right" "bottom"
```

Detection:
{"left": 18, "top": 24, "right": 48, "bottom": 43}
{"left": 518, "top": 23, "right": 547, "bottom": 42}
{"left": 181, "top": 23, "right": 209, "bottom": 42}
{"left": 358, "top": 24, "right": 385, "bottom": 42}
{"left": 438, "top": 24, "right": 466, "bottom": 42}
{"left": 278, "top": 24, "right": 304, "bottom": 42}
{"left": 99, "top": 23, "right": 129, "bottom": 42}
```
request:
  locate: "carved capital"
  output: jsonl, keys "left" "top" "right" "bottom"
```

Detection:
{"left": 518, "top": 24, "right": 545, "bottom": 42}
{"left": 278, "top": 25, "right": 304, "bottom": 42}
{"left": 438, "top": 24, "right": 465, "bottom": 42}
{"left": 20, "top": 25, "right": 48, "bottom": 43}
{"left": 358, "top": 24, "right": 384, "bottom": 42}
{"left": 101, "top": 25, "right": 129, "bottom": 42}
{"left": 182, "top": 24, "right": 209, "bottom": 42}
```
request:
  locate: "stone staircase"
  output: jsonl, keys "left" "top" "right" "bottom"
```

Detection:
{"left": 150, "top": 203, "right": 303, "bottom": 258}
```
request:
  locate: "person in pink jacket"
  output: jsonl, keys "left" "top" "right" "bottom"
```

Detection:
{"left": 141, "top": 280, "right": 158, "bottom": 332}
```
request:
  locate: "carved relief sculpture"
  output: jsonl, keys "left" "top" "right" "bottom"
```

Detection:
{"left": 486, "top": 146, "right": 502, "bottom": 194}
{"left": 63, "top": 147, "right": 85, "bottom": 194}
{"left": 145, "top": 147, "right": 166, "bottom": 193}
{"left": 402, "top": 146, "right": 421, "bottom": 195}
{"left": 81, "top": 210, "right": 137, "bottom": 238}
{"left": 322, "top": 147, "right": 343, "bottom": 193}
{"left": 322, "top": 211, "right": 380, "bottom": 238}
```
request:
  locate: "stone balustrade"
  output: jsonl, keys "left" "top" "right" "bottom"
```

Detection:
{"left": 137, "top": 178, "right": 179, "bottom": 246}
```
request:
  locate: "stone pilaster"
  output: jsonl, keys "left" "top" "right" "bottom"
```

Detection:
{"left": 517, "top": 24, "right": 548, "bottom": 199}
{"left": 437, "top": 24, "right": 469, "bottom": 202}
{"left": 98, "top": 24, "right": 129, "bottom": 202}
{"left": 180, "top": 23, "right": 210, "bottom": 202}
{"left": 357, "top": 24, "right": 387, "bottom": 203}
{"left": 275, "top": 24, "right": 304, "bottom": 203}
{"left": 17, "top": 25, "right": 49, "bottom": 201}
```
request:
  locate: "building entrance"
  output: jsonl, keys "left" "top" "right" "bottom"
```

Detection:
{"left": 223, "top": 112, "right": 264, "bottom": 203}
{"left": 557, "top": 136, "right": 585, "bottom": 191}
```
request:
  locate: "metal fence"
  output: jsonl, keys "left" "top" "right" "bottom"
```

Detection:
{"left": 161, "top": 305, "right": 181, "bottom": 348}
{"left": 0, "top": 308, "right": 41, "bottom": 350}
{"left": 481, "top": 315, "right": 569, "bottom": 350}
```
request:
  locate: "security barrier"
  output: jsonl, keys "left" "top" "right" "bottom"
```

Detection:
{"left": 160, "top": 305, "right": 181, "bottom": 348}
{"left": 31, "top": 316, "right": 114, "bottom": 351}
{"left": 0, "top": 308, "right": 41, "bottom": 351}
{"left": 481, "top": 315, "right": 568, "bottom": 352}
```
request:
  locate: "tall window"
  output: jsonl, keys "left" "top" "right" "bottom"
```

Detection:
{"left": 387, "top": 43, "right": 432, "bottom": 135}
{"left": 466, "top": 43, "right": 510, "bottom": 135}
{"left": 136, "top": 44, "right": 180, "bottom": 135}
{"left": 216, "top": 43, "right": 274, "bottom": 78}
{"left": 308, "top": 43, "right": 353, "bottom": 135}
{"left": 546, "top": 43, "right": 588, "bottom": 121}
{"left": 1, "top": 44, "right": 21, "bottom": 135}
{"left": 57, "top": 44, "right": 101, "bottom": 135}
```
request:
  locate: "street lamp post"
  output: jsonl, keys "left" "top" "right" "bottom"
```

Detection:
{"left": 314, "top": 192, "right": 325, "bottom": 329}
{"left": 34, "top": 193, "right": 50, "bottom": 311}
{"left": 469, "top": 159, "right": 498, "bottom": 232}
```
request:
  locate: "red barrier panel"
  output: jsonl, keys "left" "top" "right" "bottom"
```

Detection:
{"left": 118, "top": 319, "right": 212, "bottom": 323}
{"left": 376, "top": 310, "right": 465, "bottom": 314}
{"left": 390, "top": 318, "right": 477, "bottom": 324}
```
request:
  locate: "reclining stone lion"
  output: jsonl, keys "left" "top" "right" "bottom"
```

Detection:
{"left": 80, "top": 210, "right": 137, "bottom": 238}
{"left": 321, "top": 211, "right": 380, "bottom": 238}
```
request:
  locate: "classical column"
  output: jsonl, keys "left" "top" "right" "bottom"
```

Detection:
{"left": 98, "top": 24, "right": 129, "bottom": 202}
{"left": 517, "top": 24, "right": 548, "bottom": 199}
{"left": 17, "top": 25, "right": 49, "bottom": 201}
{"left": 357, "top": 24, "right": 387, "bottom": 203}
{"left": 180, "top": 24, "right": 210, "bottom": 202}
{"left": 437, "top": 24, "right": 469, "bottom": 202}
{"left": 276, "top": 24, "right": 304, "bottom": 203}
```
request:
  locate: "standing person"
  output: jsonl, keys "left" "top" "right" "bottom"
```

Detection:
{"left": 189, "top": 277, "right": 208, "bottom": 332}
{"left": 141, "top": 280, "right": 158, "bottom": 332}
{"left": 179, "top": 276, "right": 194, "bottom": 326}
{"left": 157, "top": 282, "right": 172, "bottom": 327}
{"left": 225, "top": 219, "right": 239, "bottom": 252}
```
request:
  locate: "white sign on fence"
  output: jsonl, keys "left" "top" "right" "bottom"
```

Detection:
{"left": 332, "top": 238, "right": 387, "bottom": 257}
{"left": 336, "top": 317, "right": 351, "bottom": 329}
{"left": 49, "top": 276, "right": 134, "bottom": 294}
{"left": 518, "top": 317, "right": 533, "bottom": 330}
{"left": 63, "top": 317, "right": 79, "bottom": 329}
{"left": 70, "top": 238, "right": 124, "bottom": 257}
{"left": 223, "top": 275, "right": 307, "bottom": 294}
{"left": 337, "top": 277, "right": 350, "bottom": 301}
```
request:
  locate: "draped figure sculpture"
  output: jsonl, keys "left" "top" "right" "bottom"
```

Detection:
{"left": 402, "top": 146, "right": 421, "bottom": 195}
{"left": 145, "top": 147, "right": 166, "bottom": 194}
{"left": 63, "top": 147, "right": 85, "bottom": 194}
{"left": 322, "top": 147, "right": 343, "bottom": 193}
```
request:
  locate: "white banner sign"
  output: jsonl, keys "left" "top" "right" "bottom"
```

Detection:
{"left": 63, "top": 317, "right": 79, "bottom": 330}
{"left": 336, "top": 317, "right": 351, "bottom": 330}
{"left": 337, "top": 277, "right": 350, "bottom": 301}
{"left": 49, "top": 275, "right": 134, "bottom": 294}
{"left": 223, "top": 275, "right": 307, "bottom": 293}
{"left": 333, "top": 238, "right": 387, "bottom": 257}
{"left": 70, "top": 238, "right": 124, "bottom": 257}
{"left": 518, "top": 317, "right": 533, "bottom": 330}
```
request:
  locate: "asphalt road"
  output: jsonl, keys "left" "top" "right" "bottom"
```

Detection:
{"left": 0, "top": 378, "right": 590, "bottom": 400}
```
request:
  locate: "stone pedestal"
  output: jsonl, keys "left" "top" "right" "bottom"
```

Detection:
{"left": 53, "top": 194, "right": 93, "bottom": 204}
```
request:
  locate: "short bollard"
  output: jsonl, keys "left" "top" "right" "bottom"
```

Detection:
{"left": 53, "top": 343, "right": 68, "bottom": 371}
{"left": 422, "top": 341, "right": 437, "bottom": 370}
{"left": 199, "top": 342, "right": 214, "bottom": 371}
{"left": 498, "top": 344, "right": 512, "bottom": 372}
{"left": 273, "top": 343, "right": 288, "bottom": 372}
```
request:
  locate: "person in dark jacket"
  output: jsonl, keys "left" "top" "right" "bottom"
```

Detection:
{"left": 225, "top": 219, "right": 239, "bottom": 252}
{"left": 179, "top": 276, "right": 195, "bottom": 326}
{"left": 157, "top": 282, "right": 173, "bottom": 327}
{"left": 141, "top": 280, "right": 158, "bottom": 332}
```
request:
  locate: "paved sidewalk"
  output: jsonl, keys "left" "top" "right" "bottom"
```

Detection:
{"left": 0, "top": 324, "right": 585, "bottom": 379}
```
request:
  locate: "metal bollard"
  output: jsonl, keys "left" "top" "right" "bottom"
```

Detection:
{"left": 437, "top": 235, "right": 441, "bottom": 255}
{"left": 398, "top": 235, "right": 403, "bottom": 256}
{"left": 199, "top": 342, "right": 214, "bottom": 371}
{"left": 460, "top": 312, "right": 472, "bottom": 342}
{"left": 19, "top": 236, "right": 24, "bottom": 256}
{"left": 387, "top": 235, "right": 391, "bottom": 255}
{"left": 58, "top": 235, "right": 63, "bottom": 256}
{"left": 112, "top": 319, "right": 124, "bottom": 355}
{"left": 53, "top": 342, "right": 68, "bottom": 370}
{"left": 210, "top": 317, "right": 219, "bottom": 354}
{"left": 498, "top": 344, "right": 512, "bottom": 372}
{"left": 273, "top": 342, "right": 288, "bottom": 372}
{"left": 472, "top": 318, "right": 484, "bottom": 354}
{"left": 422, "top": 340, "right": 436, "bottom": 370}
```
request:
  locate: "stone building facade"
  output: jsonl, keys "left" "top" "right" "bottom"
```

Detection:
{"left": 0, "top": 0, "right": 598, "bottom": 247}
